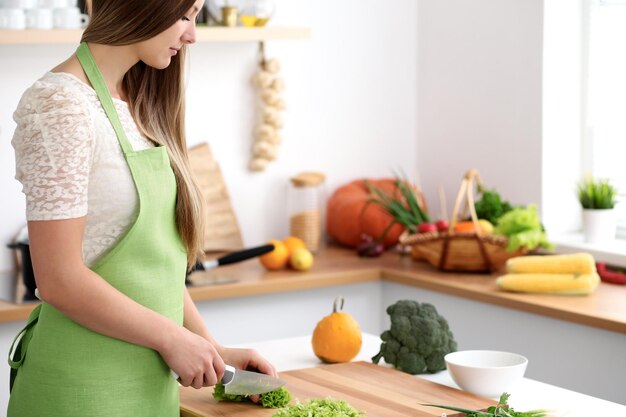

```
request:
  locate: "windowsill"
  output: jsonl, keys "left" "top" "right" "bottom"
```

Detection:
{"left": 552, "top": 233, "right": 626, "bottom": 267}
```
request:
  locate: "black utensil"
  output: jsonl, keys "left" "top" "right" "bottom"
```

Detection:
{"left": 187, "top": 243, "right": 275, "bottom": 277}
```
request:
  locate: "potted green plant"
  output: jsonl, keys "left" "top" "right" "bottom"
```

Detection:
{"left": 577, "top": 175, "right": 618, "bottom": 243}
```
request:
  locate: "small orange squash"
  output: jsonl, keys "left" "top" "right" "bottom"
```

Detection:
{"left": 326, "top": 178, "right": 406, "bottom": 248}
{"left": 311, "top": 297, "right": 362, "bottom": 363}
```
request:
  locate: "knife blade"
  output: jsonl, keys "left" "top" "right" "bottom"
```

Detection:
{"left": 222, "top": 364, "right": 286, "bottom": 395}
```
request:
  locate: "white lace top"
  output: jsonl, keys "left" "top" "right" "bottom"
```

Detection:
{"left": 12, "top": 72, "right": 155, "bottom": 267}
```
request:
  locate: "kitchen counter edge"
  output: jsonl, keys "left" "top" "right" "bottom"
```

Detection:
{"left": 1, "top": 247, "right": 625, "bottom": 334}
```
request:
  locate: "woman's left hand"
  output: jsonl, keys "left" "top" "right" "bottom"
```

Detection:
{"left": 219, "top": 347, "right": 279, "bottom": 403}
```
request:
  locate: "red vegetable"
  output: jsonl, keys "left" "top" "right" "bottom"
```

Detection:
{"left": 355, "top": 235, "right": 385, "bottom": 257}
{"left": 356, "top": 242, "right": 385, "bottom": 257}
{"left": 418, "top": 222, "right": 437, "bottom": 233}
{"left": 435, "top": 220, "right": 449, "bottom": 232}
{"left": 596, "top": 262, "right": 626, "bottom": 285}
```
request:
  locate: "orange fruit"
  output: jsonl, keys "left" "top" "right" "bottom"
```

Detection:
{"left": 283, "top": 236, "right": 307, "bottom": 256}
{"left": 259, "top": 240, "right": 289, "bottom": 270}
{"left": 453, "top": 221, "right": 480, "bottom": 234}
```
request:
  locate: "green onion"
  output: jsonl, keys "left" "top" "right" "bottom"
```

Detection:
{"left": 422, "top": 392, "right": 550, "bottom": 417}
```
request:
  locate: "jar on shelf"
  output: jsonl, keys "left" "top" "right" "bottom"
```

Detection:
{"left": 288, "top": 172, "right": 326, "bottom": 253}
{"left": 207, "top": 0, "right": 240, "bottom": 26}
{"left": 239, "top": 0, "right": 275, "bottom": 27}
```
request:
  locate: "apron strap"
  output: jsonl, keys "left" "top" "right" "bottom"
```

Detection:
{"left": 8, "top": 303, "right": 42, "bottom": 392}
{"left": 75, "top": 42, "right": 134, "bottom": 155}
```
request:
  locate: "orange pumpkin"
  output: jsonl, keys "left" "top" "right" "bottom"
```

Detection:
{"left": 312, "top": 297, "right": 362, "bottom": 363}
{"left": 326, "top": 179, "right": 406, "bottom": 248}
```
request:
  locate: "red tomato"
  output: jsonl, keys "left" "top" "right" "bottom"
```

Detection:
{"left": 435, "top": 220, "right": 449, "bottom": 232}
{"left": 418, "top": 222, "right": 437, "bottom": 233}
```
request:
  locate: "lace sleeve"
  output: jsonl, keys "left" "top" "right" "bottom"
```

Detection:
{"left": 12, "top": 79, "right": 95, "bottom": 221}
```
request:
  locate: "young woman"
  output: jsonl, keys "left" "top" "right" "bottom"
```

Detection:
{"left": 7, "top": 0, "right": 276, "bottom": 415}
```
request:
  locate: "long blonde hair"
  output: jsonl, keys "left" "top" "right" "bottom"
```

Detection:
{"left": 81, "top": 0, "right": 204, "bottom": 268}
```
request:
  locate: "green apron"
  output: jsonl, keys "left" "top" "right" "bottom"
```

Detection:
{"left": 7, "top": 42, "right": 188, "bottom": 416}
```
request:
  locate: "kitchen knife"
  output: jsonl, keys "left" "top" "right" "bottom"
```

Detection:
{"left": 194, "top": 244, "right": 275, "bottom": 271}
{"left": 170, "top": 364, "right": 285, "bottom": 395}
{"left": 222, "top": 364, "right": 286, "bottom": 395}
{"left": 185, "top": 244, "right": 276, "bottom": 283}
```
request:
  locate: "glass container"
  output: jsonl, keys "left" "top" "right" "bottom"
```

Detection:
{"left": 287, "top": 172, "right": 326, "bottom": 253}
{"left": 239, "top": 0, "right": 275, "bottom": 27}
{"left": 207, "top": 0, "right": 240, "bottom": 26}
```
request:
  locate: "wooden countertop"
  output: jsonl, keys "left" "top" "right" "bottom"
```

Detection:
{"left": 2, "top": 247, "right": 626, "bottom": 334}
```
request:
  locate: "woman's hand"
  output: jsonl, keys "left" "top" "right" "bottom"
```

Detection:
{"left": 159, "top": 326, "right": 225, "bottom": 389}
{"left": 220, "top": 347, "right": 278, "bottom": 402}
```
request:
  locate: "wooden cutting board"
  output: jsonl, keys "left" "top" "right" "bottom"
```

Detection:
{"left": 188, "top": 143, "right": 244, "bottom": 252}
{"left": 180, "top": 361, "right": 496, "bottom": 417}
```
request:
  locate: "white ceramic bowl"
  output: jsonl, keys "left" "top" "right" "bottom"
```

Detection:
{"left": 445, "top": 350, "right": 528, "bottom": 398}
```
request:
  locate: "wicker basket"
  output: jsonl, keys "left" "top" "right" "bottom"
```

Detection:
{"left": 399, "top": 169, "right": 526, "bottom": 272}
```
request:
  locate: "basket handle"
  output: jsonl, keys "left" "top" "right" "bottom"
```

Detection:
{"left": 448, "top": 169, "right": 484, "bottom": 235}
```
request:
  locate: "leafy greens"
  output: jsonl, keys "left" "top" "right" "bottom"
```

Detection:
{"left": 423, "top": 392, "right": 550, "bottom": 417}
{"left": 212, "top": 382, "right": 291, "bottom": 408}
{"left": 494, "top": 205, "right": 554, "bottom": 252}
{"left": 271, "top": 398, "right": 363, "bottom": 417}
{"left": 474, "top": 186, "right": 514, "bottom": 225}
{"left": 365, "top": 177, "right": 429, "bottom": 234}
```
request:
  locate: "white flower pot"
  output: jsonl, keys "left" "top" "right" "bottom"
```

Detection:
{"left": 582, "top": 209, "right": 617, "bottom": 243}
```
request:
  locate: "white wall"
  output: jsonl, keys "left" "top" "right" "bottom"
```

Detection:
{"left": 0, "top": 0, "right": 419, "bottom": 299}
{"left": 417, "top": 0, "right": 544, "bottom": 220}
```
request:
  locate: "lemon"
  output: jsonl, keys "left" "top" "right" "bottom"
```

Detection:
{"left": 478, "top": 219, "right": 494, "bottom": 234}
{"left": 290, "top": 248, "right": 314, "bottom": 271}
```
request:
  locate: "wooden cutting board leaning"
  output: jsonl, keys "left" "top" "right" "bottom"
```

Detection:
{"left": 180, "top": 361, "right": 497, "bottom": 417}
{"left": 188, "top": 142, "right": 244, "bottom": 253}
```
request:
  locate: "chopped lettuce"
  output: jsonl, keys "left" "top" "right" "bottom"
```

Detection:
{"left": 272, "top": 398, "right": 363, "bottom": 417}
{"left": 260, "top": 387, "right": 292, "bottom": 408}
{"left": 212, "top": 382, "right": 291, "bottom": 408}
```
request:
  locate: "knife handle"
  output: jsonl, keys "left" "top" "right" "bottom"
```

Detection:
{"left": 198, "top": 244, "right": 276, "bottom": 272}
{"left": 172, "top": 365, "right": 235, "bottom": 384}
{"left": 217, "top": 244, "right": 275, "bottom": 267}
{"left": 222, "top": 364, "right": 236, "bottom": 385}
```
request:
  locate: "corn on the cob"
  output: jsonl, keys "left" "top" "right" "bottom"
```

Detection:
{"left": 505, "top": 253, "right": 596, "bottom": 275}
{"left": 496, "top": 273, "right": 600, "bottom": 295}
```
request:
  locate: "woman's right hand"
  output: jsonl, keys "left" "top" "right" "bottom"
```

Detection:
{"left": 158, "top": 326, "right": 225, "bottom": 389}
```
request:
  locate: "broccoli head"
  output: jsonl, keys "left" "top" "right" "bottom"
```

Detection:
{"left": 372, "top": 300, "right": 457, "bottom": 374}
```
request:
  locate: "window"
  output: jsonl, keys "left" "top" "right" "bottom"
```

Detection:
{"left": 584, "top": 0, "right": 626, "bottom": 237}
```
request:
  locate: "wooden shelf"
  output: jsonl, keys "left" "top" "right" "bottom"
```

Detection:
{"left": 196, "top": 26, "right": 310, "bottom": 42}
{"left": 0, "top": 26, "right": 311, "bottom": 45}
